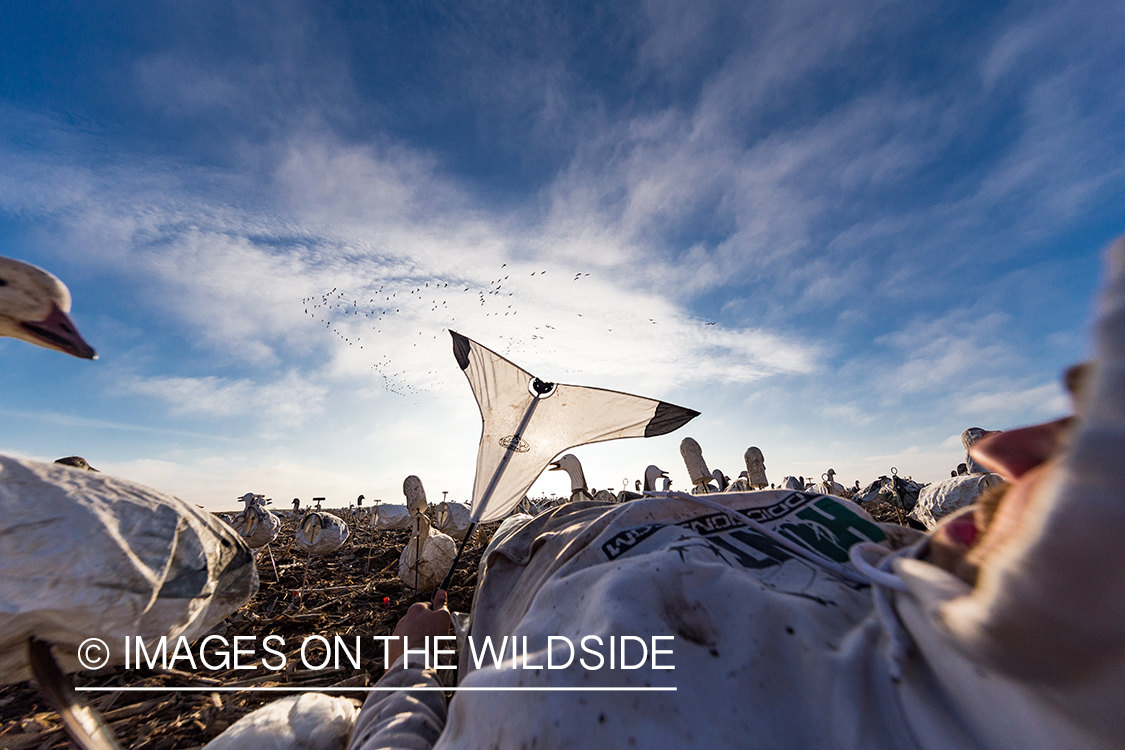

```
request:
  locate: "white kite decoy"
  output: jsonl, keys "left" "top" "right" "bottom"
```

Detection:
{"left": 295, "top": 512, "right": 350, "bottom": 555}
{"left": 548, "top": 453, "right": 594, "bottom": 502}
{"left": 439, "top": 331, "right": 699, "bottom": 589}
{"left": 0, "top": 256, "right": 97, "bottom": 359}
{"left": 0, "top": 455, "right": 258, "bottom": 684}
{"left": 450, "top": 331, "right": 699, "bottom": 524}
{"left": 398, "top": 476, "right": 456, "bottom": 592}
{"left": 202, "top": 692, "right": 361, "bottom": 750}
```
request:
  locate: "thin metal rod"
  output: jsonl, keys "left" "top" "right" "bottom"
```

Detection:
{"left": 266, "top": 544, "right": 279, "bottom": 582}
{"left": 439, "top": 521, "right": 477, "bottom": 591}
{"left": 414, "top": 516, "right": 421, "bottom": 600}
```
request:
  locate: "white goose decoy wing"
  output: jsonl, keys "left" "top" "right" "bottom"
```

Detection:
{"left": 451, "top": 331, "right": 699, "bottom": 523}
{"left": 0, "top": 456, "right": 258, "bottom": 684}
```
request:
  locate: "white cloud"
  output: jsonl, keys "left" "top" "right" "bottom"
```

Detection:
{"left": 959, "top": 382, "right": 1069, "bottom": 420}
{"left": 125, "top": 371, "right": 328, "bottom": 428}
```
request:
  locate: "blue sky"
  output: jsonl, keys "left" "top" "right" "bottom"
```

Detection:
{"left": 1, "top": 0, "right": 1122, "bottom": 510}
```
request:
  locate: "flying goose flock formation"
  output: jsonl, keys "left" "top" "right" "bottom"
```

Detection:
{"left": 0, "top": 254, "right": 1003, "bottom": 749}
{"left": 299, "top": 264, "right": 598, "bottom": 398}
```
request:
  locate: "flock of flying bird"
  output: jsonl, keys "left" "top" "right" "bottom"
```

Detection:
{"left": 297, "top": 262, "right": 719, "bottom": 397}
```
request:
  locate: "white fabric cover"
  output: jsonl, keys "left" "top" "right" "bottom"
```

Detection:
{"left": 371, "top": 504, "right": 412, "bottom": 531}
{"left": 350, "top": 491, "right": 929, "bottom": 749}
{"left": 433, "top": 501, "right": 472, "bottom": 541}
{"left": 295, "top": 512, "right": 349, "bottom": 555}
{"left": 398, "top": 515, "right": 457, "bottom": 592}
{"left": 450, "top": 332, "right": 698, "bottom": 522}
{"left": 0, "top": 456, "right": 257, "bottom": 684}
{"left": 233, "top": 505, "right": 282, "bottom": 549}
{"left": 204, "top": 693, "right": 360, "bottom": 750}
{"left": 909, "top": 473, "right": 1005, "bottom": 529}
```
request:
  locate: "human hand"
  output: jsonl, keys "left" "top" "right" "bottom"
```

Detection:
{"left": 385, "top": 590, "right": 451, "bottom": 667}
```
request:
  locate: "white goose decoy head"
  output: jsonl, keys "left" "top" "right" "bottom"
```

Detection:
{"left": 548, "top": 453, "right": 588, "bottom": 492}
{"left": 643, "top": 464, "right": 668, "bottom": 492}
{"left": 403, "top": 475, "right": 428, "bottom": 515}
{"left": 0, "top": 257, "right": 97, "bottom": 360}
{"left": 679, "top": 437, "right": 712, "bottom": 487}
{"left": 744, "top": 446, "right": 768, "bottom": 488}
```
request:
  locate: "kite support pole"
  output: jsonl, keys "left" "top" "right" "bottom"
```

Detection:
{"left": 439, "top": 521, "right": 477, "bottom": 592}
{"left": 266, "top": 544, "right": 279, "bottom": 582}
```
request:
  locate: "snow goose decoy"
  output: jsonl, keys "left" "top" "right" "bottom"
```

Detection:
{"left": 434, "top": 499, "right": 473, "bottom": 541}
{"left": 679, "top": 437, "right": 717, "bottom": 494}
{"left": 779, "top": 475, "right": 804, "bottom": 490}
{"left": 370, "top": 495, "right": 412, "bottom": 531}
{"left": 232, "top": 493, "right": 282, "bottom": 549}
{"left": 0, "top": 456, "right": 258, "bottom": 682}
{"left": 548, "top": 453, "right": 594, "bottom": 503}
{"left": 0, "top": 256, "right": 96, "bottom": 359}
{"left": 729, "top": 470, "right": 750, "bottom": 491}
{"left": 202, "top": 692, "right": 360, "bottom": 750}
{"left": 642, "top": 464, "right": 669, "bottom": 492}
{"left": 295, "top": 509, "right": 350, "bottom": 555}
{"left": 54, "top": 455, "right": 99, "bottom": 472}
{"left": 819, "top": 469, "right": 846, "bottom": 497}
{"left": 744, "top": 446, "right": 769, "bottom": 489}
{"left": 398, "top": 476, "right": 456, "bottom": 592}
{"left": 962, "top": 427, "right": 1001, "bottom": 474}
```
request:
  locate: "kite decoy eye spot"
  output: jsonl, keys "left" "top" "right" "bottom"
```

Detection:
{"left": 530, "top": 377, "right": 556, "bottom": 397}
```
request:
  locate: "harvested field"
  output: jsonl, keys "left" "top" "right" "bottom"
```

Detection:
{"left": 0, "top": 510, "right": 500, "bottom": 750}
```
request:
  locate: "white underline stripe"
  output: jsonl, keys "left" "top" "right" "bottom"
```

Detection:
{"left": 75, "top": 686, "right": 676, "bottom": 693}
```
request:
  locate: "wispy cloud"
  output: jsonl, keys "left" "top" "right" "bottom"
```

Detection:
{"left": 125, "top": 371, "right": 328, "bottom": 428}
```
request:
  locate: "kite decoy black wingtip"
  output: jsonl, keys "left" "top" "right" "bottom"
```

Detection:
{"left": 644, "top": 402, "right": 701, "bottom": 438}
{"left": 450, "top": 330, "right": 472, "bottom": 370}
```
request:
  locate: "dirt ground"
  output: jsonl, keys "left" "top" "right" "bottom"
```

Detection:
{"left": 0, "top": 510, "right": 500, "bottom": 750}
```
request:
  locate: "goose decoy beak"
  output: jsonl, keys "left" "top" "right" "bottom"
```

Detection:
{"left": 19, "top": 302, "right": 97, "bottom": 360}
{"left": 548, "top": 461, "right": 562, "bottom": 471}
